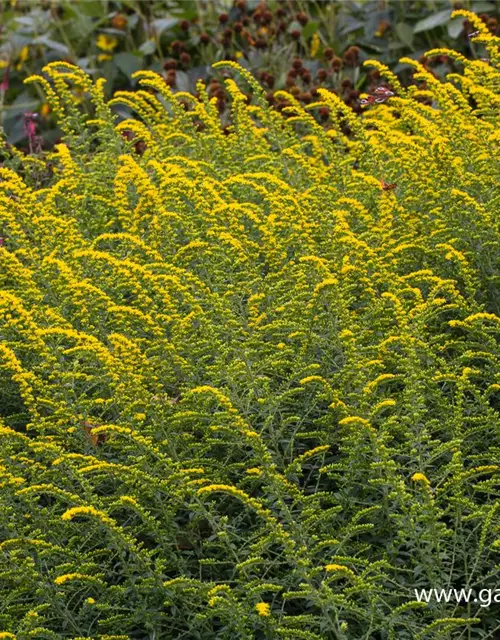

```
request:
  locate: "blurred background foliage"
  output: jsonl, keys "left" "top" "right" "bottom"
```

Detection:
{"left": 0, "top": 0, "right": 499, "bottom": 148}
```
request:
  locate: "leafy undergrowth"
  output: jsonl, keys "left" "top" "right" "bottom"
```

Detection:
{"left": 0, "top": 10, "right": 499, "bottom": 640}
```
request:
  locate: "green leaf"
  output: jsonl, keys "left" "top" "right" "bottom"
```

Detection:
{"left": 115, "top": 52, "right": 143, "bottom": 78}
{"left": 447, "top": 16, "right": 464, "bottom": 39}
{"left": 153, "top": 17, "right": 178, "bottom": 35}
{"left": 413, "top": 9, "right": 451, "bottom": 34}
{"left": 78, "top": 1, "right": 106, "bottom": 17}
{"left": 139, "top": 40, "right": 157, "bottom": 56}
{"left": 302, "top": 21, "right": 319, "bottom": 40}
{"left": 471, "top": 1, "right": 496, "bottom": 11}
{"left": 32, "top": 35, "right": 71, "bottom": 56}
{"left": 395, "top": 23, "right": 414, "bottom": 48}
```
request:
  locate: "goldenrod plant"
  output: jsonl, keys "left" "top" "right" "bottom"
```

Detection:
{"left": 0, "top": 10, "right": 499, "bottom": 639}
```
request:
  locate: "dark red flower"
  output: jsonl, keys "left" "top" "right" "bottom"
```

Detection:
{"left": 296, "top": 12, "right": 308, "bottom": 26}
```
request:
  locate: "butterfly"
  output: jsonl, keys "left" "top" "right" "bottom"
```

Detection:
{"left": 360, "top": 86, "right": 395, "bottom": 106}
{"left": 82, "top": 421, "right": 106, "bottom": 446}
{"left": 380, "top": 180, "right": 397, "bottom": 191}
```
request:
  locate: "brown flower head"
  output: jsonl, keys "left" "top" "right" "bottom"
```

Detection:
{"left": 111, "top": 13, "right": 127, "bottom": 30}
{"left": 163, "top": 58, "right": 177, "bottom": 71}
{"left": 331, "top": 56, "right": 343, "bottom": 72}
{"left": 301, "top": 69, "right": 311, "bottom": 84}
{"left": 165, "top": 70, "right": 176, "bottom": 87}
{"left": 171, "top": 40, "right": 184, "bottom": 53}
{"left": 296, "top": 12, "right": 308, "bottom": 26}
{"left": 343, "top": 45, "right": 360, "bottom": 66}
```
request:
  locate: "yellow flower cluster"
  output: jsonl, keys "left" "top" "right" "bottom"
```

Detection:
{"left": 0, "top": 15, "right": 499, "bottom": 636}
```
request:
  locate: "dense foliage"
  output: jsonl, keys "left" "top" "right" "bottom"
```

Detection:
{"left": 1, "top": 8, "right": 500, "bottom": 640}
{"left": 1, "top": 0, "right": 499, "bottom": 145}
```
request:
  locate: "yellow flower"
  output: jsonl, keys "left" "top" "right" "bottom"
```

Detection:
{"left": 61, "top": 505, "right": 115, "bottom": 526}
{"left": 96, "top": 34, "right": 118, "bottom": 53}
{"left": 98, "top": 54, "right": 113, "bottom": 63}
{"left": 40, "top": 103, "right": 51, "bottom": 117}
{"left": 411, "top": 472, "right": 430, "bottom": 486}
{"left": 15, "top": 45, "right": 29, "bottom": 71}
{"left": 54, "top": 573, "right": 90, "bottom": 585}
{"left": 235, "top": 51, "right": 243, "bottom": 59}
{"left": 86, "top": 597, "right": 96, "bottom": 605}
{"left": 19, "top": 46, "right": 29, "bottom": 63}
{"left": 325, "top": 563, "right": 349, "bottom": 572}
{"left": 255, "top": 602, "right": 271, "bottom": 617}
{"left": 0, "top": 59, "right": 8, "bottom": 70}
{"left": 310, "top": 32, "right": 320, "bottom": 58}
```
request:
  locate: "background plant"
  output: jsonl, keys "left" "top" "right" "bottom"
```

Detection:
{"left": 0, "top": 0, "right": 499, "bottom": 146}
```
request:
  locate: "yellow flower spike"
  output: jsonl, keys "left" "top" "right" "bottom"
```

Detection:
{"left": 310, "top": 32, "right": 320, "bottom": 58}
{"left": 255, "top": 602, "right": 271, "bottom": 617}
{"left": 54, "top": 573, "right": 104, "bottom": 586}
{"left": 411, "top": 472, "right": 431, "bottom": 486}
{"left": 325, "top": 564, "right": 356, "bottom": 579}
{"left": 246, "top": 467, "right": 261, "bottom": 475}
{"left": 61, "top": 505, "right": 115, "bottom": 526}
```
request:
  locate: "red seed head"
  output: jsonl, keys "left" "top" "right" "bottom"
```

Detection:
{"left": 296, "top": 12, "right": 308, "bottom": 26}
{"left": 163, "top": 58, "right": 177, "bottom": 70}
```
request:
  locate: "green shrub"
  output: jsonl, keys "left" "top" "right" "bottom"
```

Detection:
{"left": 0, "top": 10, "right": 500, "bottom": 639}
